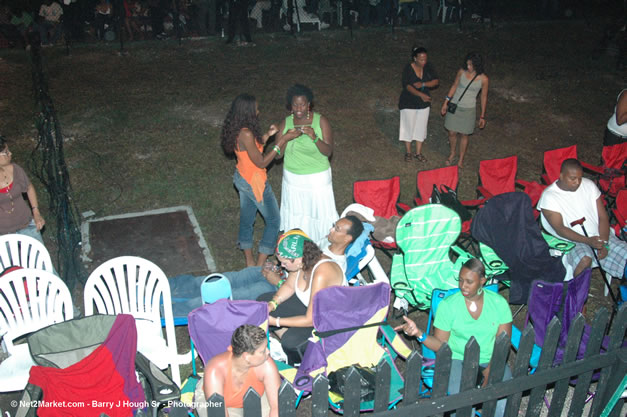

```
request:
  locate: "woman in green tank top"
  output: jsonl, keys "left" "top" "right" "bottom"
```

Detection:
{"left": 274, "top": 84, "right": 339, "bottom": 243}
{"left": 440, "top": 52, "right": 490, "bottom": 169}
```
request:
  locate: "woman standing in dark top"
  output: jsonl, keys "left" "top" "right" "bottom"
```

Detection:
{"left": 398, "top": 46, "right": 439, "bottom": 163}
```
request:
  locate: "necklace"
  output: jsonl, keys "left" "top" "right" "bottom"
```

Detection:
{"left": 469, "top": 301, "right": 477, "bottom": 312}
{"left": 0, "top": 190, "right": 14, "bottom": 214}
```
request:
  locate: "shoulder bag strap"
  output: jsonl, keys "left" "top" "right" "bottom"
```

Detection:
{"left": 454, "top": 72, "right": 479, "bottom": 104}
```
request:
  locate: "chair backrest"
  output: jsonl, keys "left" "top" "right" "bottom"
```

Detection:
{"left": 478, "top": 155, "right": 518, "bottom": 196}
{"left": 188, "top": 299, "right": 268, "bottom": 365}
{"left": 599, "top": 143, "right": 627, "bottom": 196}
{"left": 310, "top": 283, "right": 390, "bottom": 372}
{"left": 0, "top": 234, "right": 54, "bottom": 273}
{"left": 470, "top": 192, "right": 566, "bottom": 304}
{"left": 614, "top": 188, "right": 627, "bottom": 226}
{"left": 83, "top": 256, "right": 179, "bottom": 384}
{"left": 391, "top": 205, "right": 462, "bottom": 308}
{"left": 353, "top": 176, "right": 401, "bottom": 218}
{"left": 416, "top": 166, "right": 459, "bottom": 206}
{"left": 26, "top": 314, "right": 148, "bottom": 415}
{"left": 525, "top": 269, "right": 591, "bottom": 363}
{"left": 0, "top": 268, "right": 73, "bottom": 354}
{"left": 200, "top": 273, "right": 233, "bottom": 304}
{"left": 543, "top": 145, "right": 577, "bottom": 184}
{"left": 601, "top": 142, "right": 627, "bottom": 170}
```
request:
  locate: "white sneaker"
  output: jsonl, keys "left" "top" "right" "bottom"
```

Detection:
{"left": 320, "top": 22, "right": 330, "bottom": 29}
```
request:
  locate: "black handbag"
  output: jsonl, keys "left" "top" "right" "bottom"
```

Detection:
{"left": 431, "top": 184, "right": 472, "bottom": 222}
{"left": 328, "top": 365, "right": 377, "bottom": 402}
{"left": 447, "top": 73, "right": 478, "bottom": 115}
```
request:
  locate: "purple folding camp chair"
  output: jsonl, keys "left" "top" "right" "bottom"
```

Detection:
{"left": 525, "top": 268, "right": 596, "bottom": 364}
{"left": 187, "top": 299, "right": 269, "bottom": 365}
{"left": 293, "top": 283, "right": 411, "bottom": 412}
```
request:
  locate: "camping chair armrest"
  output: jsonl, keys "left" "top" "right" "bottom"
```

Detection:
{"left": 476, "top": 186, "right": 494, "bottom": 200}
{"left": 397, "top": 202, "right": 412, "bottom": 213}
{"left": 135, "top": 351, "right": 181, "bottom": 402}
{"left": 15, "top": 383, "right": 42, "bottom": 417}
{"left": 580, "top": 160, "right": 604, "bottom": 175}
{"left": 460, "top": 197, "right": 486, "bottom": 207}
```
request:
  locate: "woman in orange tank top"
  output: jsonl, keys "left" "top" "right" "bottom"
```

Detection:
{"left": 220, "top": 94, "right": 294, "bottom": 267}
{"left": 203, "top": 325, "right": 280, "bottom": 417}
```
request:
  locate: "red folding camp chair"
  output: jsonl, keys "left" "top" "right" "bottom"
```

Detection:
{"left": 415, "top": 166, "right": 459, "bottom": 206}
{"left": 612, "top": 188, "right": 627, "bottom": 237}
{"left": 541, "top": 144, "right": 578, "bottom": 185}
{"left": 415, "top": 166, "right": 471, "bottom": 234}
{"left": 581, "top": 142, "right": 627, "bottom": 200}
{"left": 463, "top": 155, "right": 518, "bottom": 206}
{"left": 516, "top": 145, "right": 578, "bottom": 219}
{"left": 353, "top": 176, "right": 411, "bottom": 257}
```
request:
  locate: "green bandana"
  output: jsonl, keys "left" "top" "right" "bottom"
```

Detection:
{"left": 276, "top": 229, "right": 311, "bottom": 258}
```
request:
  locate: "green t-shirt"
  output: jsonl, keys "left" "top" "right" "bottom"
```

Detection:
{"left": 433, "top": 290, "right": 512, "bottom": 364}
{"left": 283, "top": 112, "right": 330, "bottom": 175}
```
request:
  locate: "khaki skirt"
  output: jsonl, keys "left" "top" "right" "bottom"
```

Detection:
{"left": 444, "top": 105, "right": 476, "bottom": 135}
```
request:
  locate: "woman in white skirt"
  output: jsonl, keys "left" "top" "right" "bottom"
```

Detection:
{"left": 274, "top": 84, "right": 339, "bottom": 242}
{"left": 398, "top": 46, "right": 439, "bottom": 162}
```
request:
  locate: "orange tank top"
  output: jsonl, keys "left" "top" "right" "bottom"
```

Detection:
{"left": 235, "top": 138, "right": 267, "bottom": 203}
{"left": 223, "top": 353, "right": 265, "bottom": 408}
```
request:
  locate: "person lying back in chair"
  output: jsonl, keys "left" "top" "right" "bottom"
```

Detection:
{"left": 202, "top": 324, "right": 281, "bottom": 417}
{"left": 223, "top": 215, "right": 363, "bottom": 301}
{"left": 537, "top": 158, "right": 627, "bottom": 278}
{"left": 395, "top": 258, "right": 512, "bottom": 417}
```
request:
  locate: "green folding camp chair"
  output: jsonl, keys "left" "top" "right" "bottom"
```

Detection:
{"left": 391, "top": 205, "right": 470, "bottom": 310}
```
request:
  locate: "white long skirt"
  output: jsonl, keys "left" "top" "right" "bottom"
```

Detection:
{"left": 280, "top": 168, "right": 339, "bottom": 243}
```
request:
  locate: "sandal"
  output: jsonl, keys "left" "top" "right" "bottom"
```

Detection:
{"left": 445, "top": 156, "right": 456, "bottom": 166}
{"left": 414, "top": 153, "right": 427, "bottom": 163}
{"left": 404, "top": 153, "right": 413, "bottom": 162}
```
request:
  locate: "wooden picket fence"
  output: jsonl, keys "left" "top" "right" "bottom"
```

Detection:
{"left": 205, "top": 305, "right": 627, "bottom": 417}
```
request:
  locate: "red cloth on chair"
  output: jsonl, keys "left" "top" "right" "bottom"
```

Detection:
{"left": 28, "top": 315, "right": 145, "bottom": 417}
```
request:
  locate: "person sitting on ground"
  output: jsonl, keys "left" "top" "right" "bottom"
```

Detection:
{"left": 202, "top": 324, "right": 280, "bottom": 417}
{"left": 258, "top": 229, "right": 345, "bottom": 365}
{"left": 224, "top": 215, "right": 363, "bottom": 301}
{"left": 537, "top": 158, "right": 627, "bottom": 278}
{"left": 395, "top": 258, "right": 512, "bottom": 417}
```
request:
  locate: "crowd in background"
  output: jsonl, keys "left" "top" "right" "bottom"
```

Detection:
{"left": 0, "top": 0, "right": 511, "bottom": 48}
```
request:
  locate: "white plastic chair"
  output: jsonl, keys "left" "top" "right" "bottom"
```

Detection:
{"left": 0, "top": 234, "right": 54, "bottom": 273}
{"left": 0, "top": 268, "right": 73, "bottom": 392}
{"left": 356, "top": 244, "right": 390, "bottom": 285}
{"left": 83, "top": 256, "right": 182, "bottom": 386}
{"left": 281, "top": 0, "right": 322, "bottom": 31}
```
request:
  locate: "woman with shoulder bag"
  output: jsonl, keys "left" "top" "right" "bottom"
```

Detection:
{"left": 441, "top": 52, "right": 489, "bottom": 169}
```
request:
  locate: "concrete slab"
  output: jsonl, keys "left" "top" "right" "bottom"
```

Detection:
{"left": 81, "top": 205, "right": 215, "bottom": 277}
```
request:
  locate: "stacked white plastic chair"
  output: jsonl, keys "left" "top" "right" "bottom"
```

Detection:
{"left": 0, "top": 268, "right": 74, "bottom": 392}
{"left": 83, "top": 256, "right": 183, "bottom": 386}
{"left": 0, "top": 234, "right": 54, "bottom": 273}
